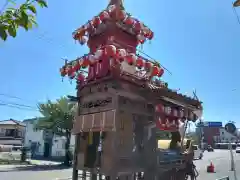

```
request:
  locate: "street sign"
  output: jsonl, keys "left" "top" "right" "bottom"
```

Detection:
{"left": 208, "top": 122, "right": 222, "bottom": 127}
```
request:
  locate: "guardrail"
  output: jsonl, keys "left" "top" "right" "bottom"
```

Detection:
{"left": 216, "top": 176, "right": 230, "bottom": 180}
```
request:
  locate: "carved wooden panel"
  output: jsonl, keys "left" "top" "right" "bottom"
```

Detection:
{"left": 73, "top": 110, "right": 116, "bottom": 133}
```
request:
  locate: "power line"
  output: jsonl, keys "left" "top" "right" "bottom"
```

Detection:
{"left": 0, "top": 103, "right": 38, "bottom": 112}
{"left": 0, "top": 100, "right": 37, "bottom": 109}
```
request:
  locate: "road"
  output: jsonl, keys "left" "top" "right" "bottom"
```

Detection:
{"left": 195, "top": 149, "right": 240, "bottom": 180}
{"left": 0, "top": 150, "right": 239, "bottom": 180}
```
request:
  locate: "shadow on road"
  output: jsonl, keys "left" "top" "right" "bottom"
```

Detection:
{"left": 0, "top": 164, "right": 72, "bottom": 172}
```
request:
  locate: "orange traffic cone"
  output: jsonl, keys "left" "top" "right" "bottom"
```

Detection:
{"left": 207, "top": 161, "right": 215, "bottom": 173}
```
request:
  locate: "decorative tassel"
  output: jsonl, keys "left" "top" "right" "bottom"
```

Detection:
{"left": 88, "top": 131, "right": 93, "bottom": 145}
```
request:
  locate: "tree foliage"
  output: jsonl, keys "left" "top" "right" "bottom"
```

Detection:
{"left": 36, "top": 97, "right": 76, "bottom": 135}
{"left": 0, "top": 0, "right": 47, "bottom": 41}
{"left": 36, "top": 97, "right": 77, "bottom": 165}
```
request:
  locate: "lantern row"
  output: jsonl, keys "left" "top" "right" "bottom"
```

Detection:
{"left": 156, "top": 117, "right": 181, "bottom": 131}
{"left": 60, "top": 45, "right": 165, "bottom": 78}
{"left": 155, "top": 104, "right": 198, "bottom": 121}
{"left": 72, "top": 4, "right": 153, "bottom": 45}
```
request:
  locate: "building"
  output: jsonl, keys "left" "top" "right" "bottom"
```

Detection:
{"left": 23, "top": 118, "right": 75, "bottom": 159}
{"left": 0, "top": 119, "right": 25, "bottom": 146}
{"left": 196, "top": 121, "right": 238, "bottom": 146}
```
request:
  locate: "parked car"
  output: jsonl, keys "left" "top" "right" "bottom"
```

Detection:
{"left": 236, "top": 146, "right": 240, "bottom": 153}
{"left": 207, "top": 145, "right": 214, "bottom": 152}
{"left": 193, "top": 145, "right": 203, "bottom": 159}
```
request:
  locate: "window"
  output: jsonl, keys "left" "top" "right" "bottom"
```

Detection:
{"left": 192, "top": 145, "right": 198, "bottom": 150}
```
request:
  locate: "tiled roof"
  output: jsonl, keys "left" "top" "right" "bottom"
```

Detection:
{"left": 0, "top": 119, "right": 25, "bottom": 126}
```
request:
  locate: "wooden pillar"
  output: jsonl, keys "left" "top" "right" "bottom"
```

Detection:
{"left": 72, "top": 134, "right": 80, "bottom": 180}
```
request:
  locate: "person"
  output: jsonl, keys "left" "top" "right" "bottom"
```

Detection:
{"left": 169, "top": 131, "right": 182, "bottom": 151}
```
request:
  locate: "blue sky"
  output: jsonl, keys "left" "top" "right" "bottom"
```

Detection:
{"left": 0, "top": 0, "right": 240, "bottom": 126}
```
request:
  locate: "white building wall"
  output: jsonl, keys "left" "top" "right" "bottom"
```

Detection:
{"left": 24, "top": 119, "right": 76, "bottom": 157}
{"left": 217, "top": 128, "right": 237, "bottom": 143}
{"left": 24, "top": 120, "right": 44, "bottom": 156}
{"left": 51, "top": 134, "right": 75, "bottom": 157}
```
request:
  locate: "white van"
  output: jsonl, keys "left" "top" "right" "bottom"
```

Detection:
{"left": 193, "top": 145, "right": 203, "bottom": 159}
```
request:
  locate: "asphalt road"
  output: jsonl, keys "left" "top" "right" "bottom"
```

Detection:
{"left": 195, "top": 149, "right": 240, "bottom": 180}
{"left": 0, "top": 150, "right": 239, "bottom": 180}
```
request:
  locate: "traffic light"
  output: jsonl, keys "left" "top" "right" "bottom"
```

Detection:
{"left": 225, "top": 122, "right": 236, "bottom": 134}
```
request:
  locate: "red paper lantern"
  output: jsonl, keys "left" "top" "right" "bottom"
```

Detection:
{"left": 73, "top": 60, "right": 81, "bottom": 71}
{"left": 144, "top": 61, "right": 152, "bottom": 71}
{"left": 82, "top": 56, "right": 90, "bottom": 68}
{"left": 105, "top": 45, "right": 116, "bottom": 57}
{"left": 158, "top": 68, "right": 164, "bottom": 77}
{"left": 116, "top": 49, "right": 127, "bottom": 62}
{"left": 117, "top": 10, "right": 126, "bottom": 21}
{"left": 134, "top": 21, "right": 141, "bottom": 34}
{"left": 136, "top": 57, "right": 144, "bottom": 69}
{"left": 108, "top": 4, "right": 117, "bottom": 17}
{"left": 92, "top": 16, "right": 101, "bottom": 28}
{"left": 67, "top": 66, "right": 73, "bottom": 76}
{"left": 126, "top": 53, "right": 136, "bottom": 65}
{"left": 88, "top": 54, "right": 96, "bottom": 66}
{"left": 77, "top": 73, "right": 85, "bottom": 82}
{"left": 155, "top": 104, "right": 164, "bottom": 113}
{"left": 147, "top": 31, "right": 154, "bottom": 40}
{"left": 99, "top": 11, "right": 109, "bottom": 21}
{"left": 60, "top": 68, "right": 66, "bottom": 77}
{"left": 124, "top": 16, "right": 134, "bottom": 25}
{"left": 151, "top": 66, "right": 160, "bottom": 76}
{"left": 69, "top": 72, "right": 75, "bottom": 79}
{"left": 171, "top": 109, "right": 179, "bottom": 117}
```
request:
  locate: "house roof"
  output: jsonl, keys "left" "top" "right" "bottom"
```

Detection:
{"left": 0, "top": 119, "right": 25, "bottom": 126}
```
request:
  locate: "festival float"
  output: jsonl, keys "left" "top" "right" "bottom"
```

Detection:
{"left": 59, "top": 0, "right": 203, "bottom": 180}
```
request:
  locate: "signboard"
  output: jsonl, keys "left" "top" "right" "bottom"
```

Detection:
{"left": 208, "top": 122, "right": 222, "bottom": 127}
{"left": 197, "top": 121, "right": 222, "bottom": 127}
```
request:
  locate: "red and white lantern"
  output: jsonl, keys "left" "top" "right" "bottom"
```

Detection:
{"left": 88, "top": 54, "right": 95, "bottom": 65}
{"left": 134, "top": 21, "right": 141, "bottom": 34}
{"left": 108, "top": 5, "right": 117, "bottom": 15}
{"left": 116, "top": 48, "right": 127, "bottom": 62}
{"left": 125, "top": 53, "right": 137, "bottom": 65}
{"left": 144, "top": 61, "right": 152, "bottom": 72}
{"left": 165, "top": 106, "right": 171, "bottom": 115}
{"left": 78, "top": 36, "right": 88, "bottom": 45}
{"left": 151, "top": 66, "right": 160, "bottom": 76}
{"left": 73, "top": 60, "right": 81, "bottom": 71}
{"left": 92, "top": 16, "right": 101, "bottom": 28}
{"left": 155, "top": 104, "right": 164, "bottom": 113}
{"left": 158, "top": 68, "right": 164, "bottom": 77}
{"left": 99, "top": 11, "right": 109, "bottom": 21}
{"left": 117, "top": 10, "right": 126, "bottom": 21}
{"left": 136, "top": 57, "right": 144, "bottom": 69}
{"left": 172, "top": 109, "right": 178, "bottom": 117}
{"left": 94, "top": 49, "right": 104, "bottom": 59}
{"left": 137, "top": 34, "right": 146, "bottom": 44}
{"left": 123, "top": 16, "right": 134, "bottom": 25}
{"left": 82, "top": 56, "right": 90, "bottom": 68}
{"left": 105, "top": 45, "right": 116, "bottom": 57}
{"left": 77, "top": 73, "right": 85, "bottom": 82}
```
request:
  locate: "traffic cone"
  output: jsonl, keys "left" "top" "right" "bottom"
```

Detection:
{"left": 207, "top": 161, "right": 215, "bottom": 173}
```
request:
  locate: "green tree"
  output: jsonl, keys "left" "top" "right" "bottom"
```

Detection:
{"left": 36, "top": 97, "right": 77, "bottom": 166}
{"left": 0, "top": 0, "right": 47, "bottom": 41}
